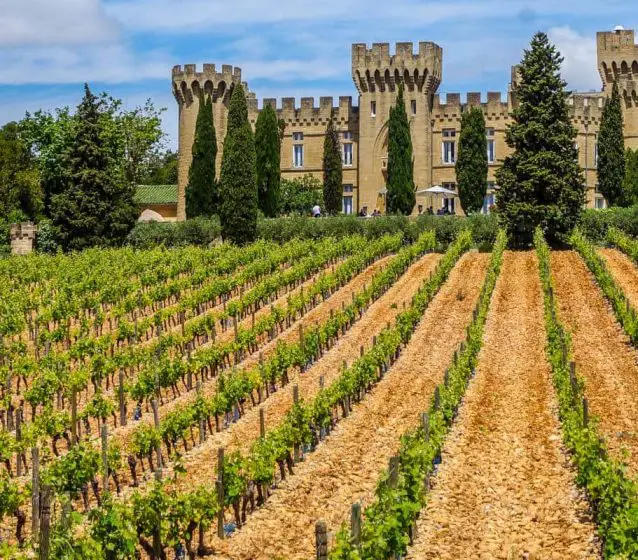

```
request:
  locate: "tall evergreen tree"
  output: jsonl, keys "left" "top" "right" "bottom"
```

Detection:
{"left": 623, "top": 148, "right": 638, "bottom": 205}
{"left": 495, "top": 33, "right": 584, "bottom": 246}
{"left": 186, "top": 94, "right": 217, "bottom": 217}
{"left": 255, "top": 104, "right": 281, "bottom": 217}
{"left": 598, "top": 80, "right": 626, "bottom": 206}
{"left": 50, "top": 84, "right": 137, "bottom": 251}
{"left": 219, "top": 84, "right": 258, "bottom": 245}
{"left": 323, "top": 118, "right": 343, "bottom": 215}
{"left": 456, "top": 107, "right": 488, "bottom": 214}
{"left": 386, "top": 84, "right": 415, "bottom": 215}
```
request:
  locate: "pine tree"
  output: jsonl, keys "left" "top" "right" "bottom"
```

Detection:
{"left": 255, "top": 104, "right": 280, "bottom": 217}
{"left": 219, "top": 83, "right": 258, "bottom": 245}
{"left": 186, "top": 93, "right": 217, "bottom": 217}
{"left": 50, "top": 84, "right": 137, "bottom": 251}
{"left": 386, "top": 84, "right": 415, "bottom": 215}
{"left": 323, "top": 118, "right": 343, "bottom": 215}
{"left": 495, "top": 33, "right": 585, "bottom": 247}
{"left": 623, "top": 148, "right": 638, "bottom": 205}
{"left": 598, "top": 80, "right": 626, "bottom": 206}
{"left": 456, "top": 107, "right": 488, "bottom": 214}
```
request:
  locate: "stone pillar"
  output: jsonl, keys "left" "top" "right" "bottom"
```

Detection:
{"left": 10, "top": 222, "right": 37, "bottom": 256}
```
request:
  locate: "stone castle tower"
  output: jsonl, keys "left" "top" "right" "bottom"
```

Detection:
{"left": 171, "top": 27, "right": 638, "bottom": 220}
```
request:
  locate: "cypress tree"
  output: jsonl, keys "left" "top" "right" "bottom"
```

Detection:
{"left": 186, "top": 93, "right": 217, "bottom": 217}
{"left": 51, "top": 84, "right": 137, "bottom": 251}
{"left": 386, "top": 84, "right": 415, "bottom": 215}
{"left": 623, "top": 148, "right": 638, "bottom": 205}
{"left": 456, "top": 107, "right": 488, "bottom": 214}
{"left": 598, "top": 80, "right": 626, "bottom": 206}
{"left": 323, "top": 118, "right": 343, "bottom": 215}
{"left": 255, "top": 104, "right": 281, "bottom": 217}
{"left": 495, "top": 33, "right": 585, "bottom": 247}
{"left": 219, "top": 83, "right": 258, "bottom": 245}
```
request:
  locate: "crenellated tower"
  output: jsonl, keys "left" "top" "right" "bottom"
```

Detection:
{"left": 597, "top": 28, "right": 638, "bottom": 150}
{"left": 351, "top": 41, "right": 442, "bottom": 212}
{"left": 172, "top": 64, "right": 254, "bottom": 220}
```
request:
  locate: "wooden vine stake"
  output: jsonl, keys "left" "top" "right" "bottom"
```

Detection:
{"left": 31, "top": 447, "right": 40, "bottom": 540}
{"left": 151, "top": 398, "right": 162, "bottom": 472}
{"left": 101, "top": 424, "right": 109, "bottom": 493}
{"left": 16, "top": 409, "right": 23, "bottom": 476}
{"left": 39, "top": 485, "right": 52, "bottom": 560}
{"left": 315, "top": 520, "right": 329, "bottom": 560}
{"left": 350, "top": 503, "right": 362, "bottom": 547}
{"left": 259, "top": 408, "right": 266, "bottom": 439}
{"left": 119, "top": 369, "right": 127, "bottom": 427}
{"left": 71, "top": 389, "right": 78, "bottom": 445}
{"left": 293, "top": 385, "right": 300, "bottom": 462}
{"left": 583, "top": 397, "right": 589, "bottom": 428}
{"left": 569, "top": 361, "right": 578, "bottom": 401}
{"left": 388, "top": 456, "right": 400, "bottom": 488}
{"left": 421, "top": 412, "right": 430, "bottom": 442}
{"left": 217, "top": 447, "right": 225, "bottom": 539}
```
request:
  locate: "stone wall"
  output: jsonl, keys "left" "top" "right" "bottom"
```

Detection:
{"left": 10, "top": 222, "right": 36, "bottom": 256}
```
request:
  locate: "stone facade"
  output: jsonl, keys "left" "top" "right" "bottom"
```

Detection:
{"left": 10, "top": 222, "right": 36, "bottom": 256}
{"left": 173, "top": 28, "right": 638, "bottom": 219}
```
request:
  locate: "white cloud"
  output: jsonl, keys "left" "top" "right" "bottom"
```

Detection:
{"left": 0, "top": 0, "right": 118, "bottom": 46}
{"left": 0, "top": 44, "right": 171, "bottom": 84}
{"left": 548, "top": 26, "right": 601, "bottom": 92}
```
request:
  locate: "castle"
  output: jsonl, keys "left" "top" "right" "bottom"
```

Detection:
{"left": 168, "top": 27, "right": 638, "bottom": 221}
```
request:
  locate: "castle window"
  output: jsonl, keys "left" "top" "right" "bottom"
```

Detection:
{"left": 371, "top": 101, "right": 376, "bottom": 117}
{"left": 342, "top": 185, "right": 354, "bottom": 215}
{"left": 487, "top": 128, "right": 495, "bottom": 163}
{"left": 442, "top": 129, "right": 456, "bottom": 164}
{"left": 595, "top": 196, "right": 607, "bottom": 209}
{"left": 293, "top": 131, "right": 304, "bottom": 168}
{"left": 411, "top": 100, "right": 417, "bottom": 115}
{"left": 343, "top": 142, "right": 353, "bottom": 166}
{"left": 343, "top": 131, "right": 353, "bottom": 140}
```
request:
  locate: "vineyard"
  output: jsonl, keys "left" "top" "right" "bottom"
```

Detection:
{"left": 2, "top": 227, "right": 638, "bottom": 559}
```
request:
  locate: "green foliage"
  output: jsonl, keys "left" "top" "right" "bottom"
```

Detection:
{"left": 219, "top": 84, "right": 258, "bottom": 245}
{"left": 623, "top": 148, "right": 638, "bottom": 206}
{"left": 89, "top": 494, "right": 138, "bottom": 560}
{"left": 186, "top": 94, "right": 217, "bottom": 218}
{"left": 45, "top": 441, "right": 100, "bottom": 497}
{"left": 126, "top": 216, "right": 221, "bottom": 248}
{"left": 47, "top": 85, "right": 138, "bottom": 251}
{"left": 496, "top": 32, "right": 585, "bottom": 246}
{"left": 279, "top": 174, "right": 323, "bottom": 216}
{"left": 323, "top": 118, "right": 343, "bottom": 215}
{"left": 598, "top": 81, "right": 626, "bottom": 207}
{"left": 536, "top": 228, "right": 638, "bottom": 557}
{"left": 139, "top": 150, "right": 178, "bottom": 186}
{"left": 330, "top": 229, "right": 507, "bottom": 559}
{"left": 387, "top": 84, "right": 415, "bottom": 215}
{"left": 255, "top": 104, "right": 281, "bottom": 217}
{"left": 456, "top": 107, "right": 488, "bottom": 214}
{"left": 0, "top": 121, "right": 43, "bottom": 222}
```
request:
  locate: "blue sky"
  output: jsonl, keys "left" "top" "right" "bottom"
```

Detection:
{"left": 1, "top": 0, "right": 637, "bottom": 150}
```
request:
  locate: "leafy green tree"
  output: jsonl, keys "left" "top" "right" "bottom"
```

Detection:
{"left": 140, "top": 150, "right": 178, "bottom": 185}
{"left": 598, "top": 80, "right": 626, "bottom": 206}
{"left": 496, "top": 33, "right": 585, "bottom": 246}
{"left": 387, "top": 84, "right": 415, "bottom": 215}
{"left": 219, "top": 84, "right": 258, "bottom": 244}
{"left": 279, "top": 175, "right": 323, "bottom": 215}
{"left": 186, "top": 94, "right": 217, "bottom": 218}
{"left": 0, "top": 122, "right": 43, "bottom": 222}
{"left": 456, "top": 107, "right": 488, "bottom": 214}
{"left": 255, "top": 104, "right": 280, "bottom": 217}
{"left": 49, "top": 84, "right": 138, "bottom": 251}
{"left": 323, "top": 118, "right": 343, "bottom": 215}
{"left": 623, "top": 148, "right": 638, "bottom": 205}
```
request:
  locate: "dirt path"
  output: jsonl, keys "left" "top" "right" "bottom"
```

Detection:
{"left": 166, "top": 252, "right": 443, "bottom": 492}
{"left": 212, "top": 252, "right": 488, "bottom": 559}
{"left": 599, "top": 247, "right": 638, "bottom": 309}
{"left": 407, "top": 252, "right": 599, "bottom": 560}
{"left": 552, "top": 250, "right": 638, "bottom": 478}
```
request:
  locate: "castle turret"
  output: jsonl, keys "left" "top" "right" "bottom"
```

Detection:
{"left": 597, "top": 28, "right": 638, "bottom": 150}
{"left": 351, "top": 41, "right": 442, "bottom": 212}
{"left": 172, "top": 64, "right": 246, "bottom": 220}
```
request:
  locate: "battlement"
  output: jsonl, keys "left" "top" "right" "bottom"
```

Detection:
{"left": 252, "top": 96, "right": 357, "bottom": 122}
{"left": 597, "top": 29, "right": 638, "bottom": 89}
{"left": 568, "top": 93, "right": 605, "bottom": 121}
{"left": 432, "top": 92, "right": 509, "bottom": 116}
{"left": 172, "top": 63, "right": 246, "bottom": 103}
{"left": 352, "top": 41, "right": 442, "bottom": 94}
